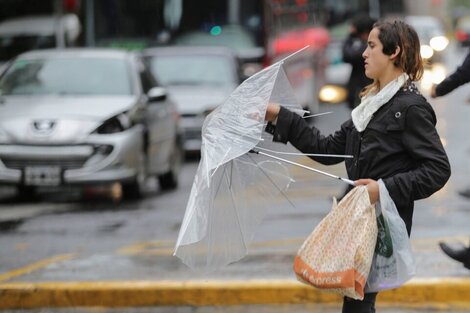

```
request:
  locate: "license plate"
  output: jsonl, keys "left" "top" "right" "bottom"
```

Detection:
{"left": 24, "top": 166, "right": 61, "bottom": 186}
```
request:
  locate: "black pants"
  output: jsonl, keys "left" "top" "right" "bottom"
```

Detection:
{"left": 342, "top": 293, "right": 378, "bottom": 313}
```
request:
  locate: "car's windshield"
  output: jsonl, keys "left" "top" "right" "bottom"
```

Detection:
{"left": 0, "top": 35, "right": 56, "bottom": 63}
{"left": 147, "top": 55, "right": 236, "bottom": 87}
{"left": 406, "top": 19, "right": 443, "bottom": 41}
{"left": 414, "top": 25, "right": 442, "bottom": 39}
{"left": 0, "top": 57, "right": 132, "bottom": 96}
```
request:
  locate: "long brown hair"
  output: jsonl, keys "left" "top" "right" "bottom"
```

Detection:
{"left": 361, "top": 19, "right": 424, "bottom": 97}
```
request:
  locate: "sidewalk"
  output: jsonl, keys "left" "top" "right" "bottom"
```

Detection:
{"left": 1, "top": 277, "right": 470, "bottom": 309}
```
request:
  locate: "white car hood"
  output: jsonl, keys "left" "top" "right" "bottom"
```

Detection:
{"left": 0, "top": 95, "right": 137, "bottom": 144}
{"left": 167, "top": 86, "right": 234, "bottom": 115}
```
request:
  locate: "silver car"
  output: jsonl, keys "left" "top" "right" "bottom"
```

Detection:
{"left": 142, "top": 47, "right": 240, "bottom": 152}
{"left": 0, "top": 49, "right": 183, "bottom": 198}
{"left": 405, "top": 16, "right": 449, "bottom": 63}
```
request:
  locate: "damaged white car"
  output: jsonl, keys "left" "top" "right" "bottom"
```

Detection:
{"left": 0, "top": 49, "right": 183, "bottom": 198}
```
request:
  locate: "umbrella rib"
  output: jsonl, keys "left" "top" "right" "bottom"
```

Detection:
{"left": 254, "top": 146, "right": 353, "bottom": 158}
{"left": 213, "top": 164, "right": 228, "bottom": 199}
{"left": 223, "top": 162, "right": 249, "bottom": 251}
{"left": 252, "top": 150, "right": 355, "bottom": 186}
{"left": 302, "top": 111, "right": 333, "bottom": 119}
{"left": 247, "top": 153, "right": 296, "bottom": 208}
{"left": 210, "top": 148, "right": 232, "bottom": 179}
{"left": 229, "top": 160, "right": 233, "bottom": 190}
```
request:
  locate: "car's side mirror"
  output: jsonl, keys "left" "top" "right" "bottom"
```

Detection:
{"left": 147, "top": 87, "right": 167, "bottom": 102}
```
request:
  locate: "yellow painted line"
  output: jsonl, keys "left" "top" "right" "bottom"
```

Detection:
{"left": 411, "top": 235, "right": 469, "bottom": 245}
{"left": 136, "top": 249, "right": 175, "bottom": 256}
{"left": 118, "top": 235, "right": 470, "bottom": 257}
{"left": 117, "top": 240, "right": 174, "bottom": 255}
{"left": 118, "top": 238, "right": 305, "bottom": 256}
{"left": 0, "top": 278, "right": 469, "bottom": 309}
{"left": 378, "top": 278, "right": 470, "bottom": 305}
{"left": 250, "top": 238, "right": 304, "bottom": 248}
{"left": 0, "top": 254, "right": 75, "bottom": 282}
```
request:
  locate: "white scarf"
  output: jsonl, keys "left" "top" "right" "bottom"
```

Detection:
{"left": 351, "top": 73, "right": 409, "bottom": 132}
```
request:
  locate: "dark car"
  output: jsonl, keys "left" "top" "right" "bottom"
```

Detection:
{"left": 0, "top": 48, "right": 183, "bottom": 199}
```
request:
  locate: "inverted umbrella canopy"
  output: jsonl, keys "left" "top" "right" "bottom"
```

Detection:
{"left": 174, "top": 58, "right": 303, "bottom": 272}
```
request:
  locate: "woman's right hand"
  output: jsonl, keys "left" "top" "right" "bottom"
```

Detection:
{"left": 265, "top": 103, "right": 280, "bottom": 122}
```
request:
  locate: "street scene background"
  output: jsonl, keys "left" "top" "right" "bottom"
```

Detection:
{"left": 0, "top": 0, "right": 470, "bottom": 312}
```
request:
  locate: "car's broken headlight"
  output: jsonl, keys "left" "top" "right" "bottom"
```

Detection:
{"left": 93, "top": 114, "right": 131, "bottom": 134}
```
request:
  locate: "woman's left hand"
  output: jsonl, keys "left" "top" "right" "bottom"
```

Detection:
{"left": 354, "top": 178, "right": 379, "bottom": 204}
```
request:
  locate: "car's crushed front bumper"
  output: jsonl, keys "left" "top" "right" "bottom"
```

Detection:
{"left": 0, "top": 127, "right": 144, "bottom": 187}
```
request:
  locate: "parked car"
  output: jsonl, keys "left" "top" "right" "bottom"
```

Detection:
{"left": 142, "top": 46, "right": 240, "bottom": 153}
{"left": 0, "top": 14, "right": 81, "bottom": 66}
{"left": 405, "top": 16, "right": 449, "bottom": 62}
{"left": 0, "top": 48, "right": 183, "bottom": 198}
{"left": 455, "top": 15, "right": 470, "bottom": 47}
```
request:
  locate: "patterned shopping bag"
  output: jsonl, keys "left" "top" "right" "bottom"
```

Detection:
{"left": 293, "top": 185, "right": 378, "bottom": 300}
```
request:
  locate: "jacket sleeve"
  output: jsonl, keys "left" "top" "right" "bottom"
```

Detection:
{"left": 271, "top": 106, "right": 348, "bottom": 165}
{"left": 383, "top": 103, "right": 451, "bottom": 205}
{"left": 436, "top": 51, "right": 470, "bottom": 96}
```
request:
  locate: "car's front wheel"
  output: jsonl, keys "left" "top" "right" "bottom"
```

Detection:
{"left": 122, "top": 152, "right": 147, "bottom": 199}
{"left": 158, "top": 141, "right": 183, "bottom": 191}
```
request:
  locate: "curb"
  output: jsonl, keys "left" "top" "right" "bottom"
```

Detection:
{"left": 1, "top": 278, "right": 470, "bottom": 309}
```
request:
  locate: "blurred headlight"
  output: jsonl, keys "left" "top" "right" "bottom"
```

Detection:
{"left": 420, "top": 45, "right": 434, "bottom": 59}
{"left": 421, "top": 64, "right": 447, "bottom": 92}
{"left": 94, "top": 114, "right": 130, "bottom": 134}
{"left": 431, "top": 63, "right": 447, "bottom": 84}
{"left": 430, "top": 36, "right": 449, "bottom": 51}
{"left": 421, "top": 69, "right": 434, "bottom": 91}
{"left": 319, "top": 85, "right": 348, "bottom": 103}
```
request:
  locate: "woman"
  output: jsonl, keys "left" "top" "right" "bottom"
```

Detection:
{"left": 265, "top": 19, "right": 451, "bottom": 312}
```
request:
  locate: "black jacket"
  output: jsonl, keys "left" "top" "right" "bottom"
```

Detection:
{"left": 342, "top": 35, "right": 372, "bottom": 108}
{"left": 272, "top": 81, "right": 451, "bottom": 234}
{"left": 436, "top": 50, "right": 470, "bottom": 96}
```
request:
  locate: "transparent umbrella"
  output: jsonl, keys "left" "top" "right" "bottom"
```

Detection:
{"left": 174, "top": 49, "right": 353, "bottom": 272}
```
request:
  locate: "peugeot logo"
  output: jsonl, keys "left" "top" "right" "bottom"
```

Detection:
{"left": 32, "top": 120, "right": 56, "bottom": 135}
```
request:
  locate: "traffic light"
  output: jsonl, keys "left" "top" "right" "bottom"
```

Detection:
{"left": 63, "top": 0, "right": 80, "bottom": 11}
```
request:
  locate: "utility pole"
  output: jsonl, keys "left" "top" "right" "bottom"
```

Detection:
{"left": 85, "top": 0, "right": 95, "bottom": 46}
{"left": 228, "top": 0, "right": 240, "bottom": 24}
{"left": 368, "top": 0, "right": 380, "bottom": 19}
{"left": 54, "top": 0, "right": 65, "bottom": 48}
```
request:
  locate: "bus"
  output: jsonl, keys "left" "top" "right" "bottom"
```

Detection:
{"left": 86, "top": 0, "right": 405, "bottom": 112}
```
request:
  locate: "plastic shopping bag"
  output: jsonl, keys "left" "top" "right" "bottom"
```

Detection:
{"left": 365, "top": 179, "right": 416, "bottom": 292}
{"left": 294, "top": 185, "right": 377, "bottom": 300}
